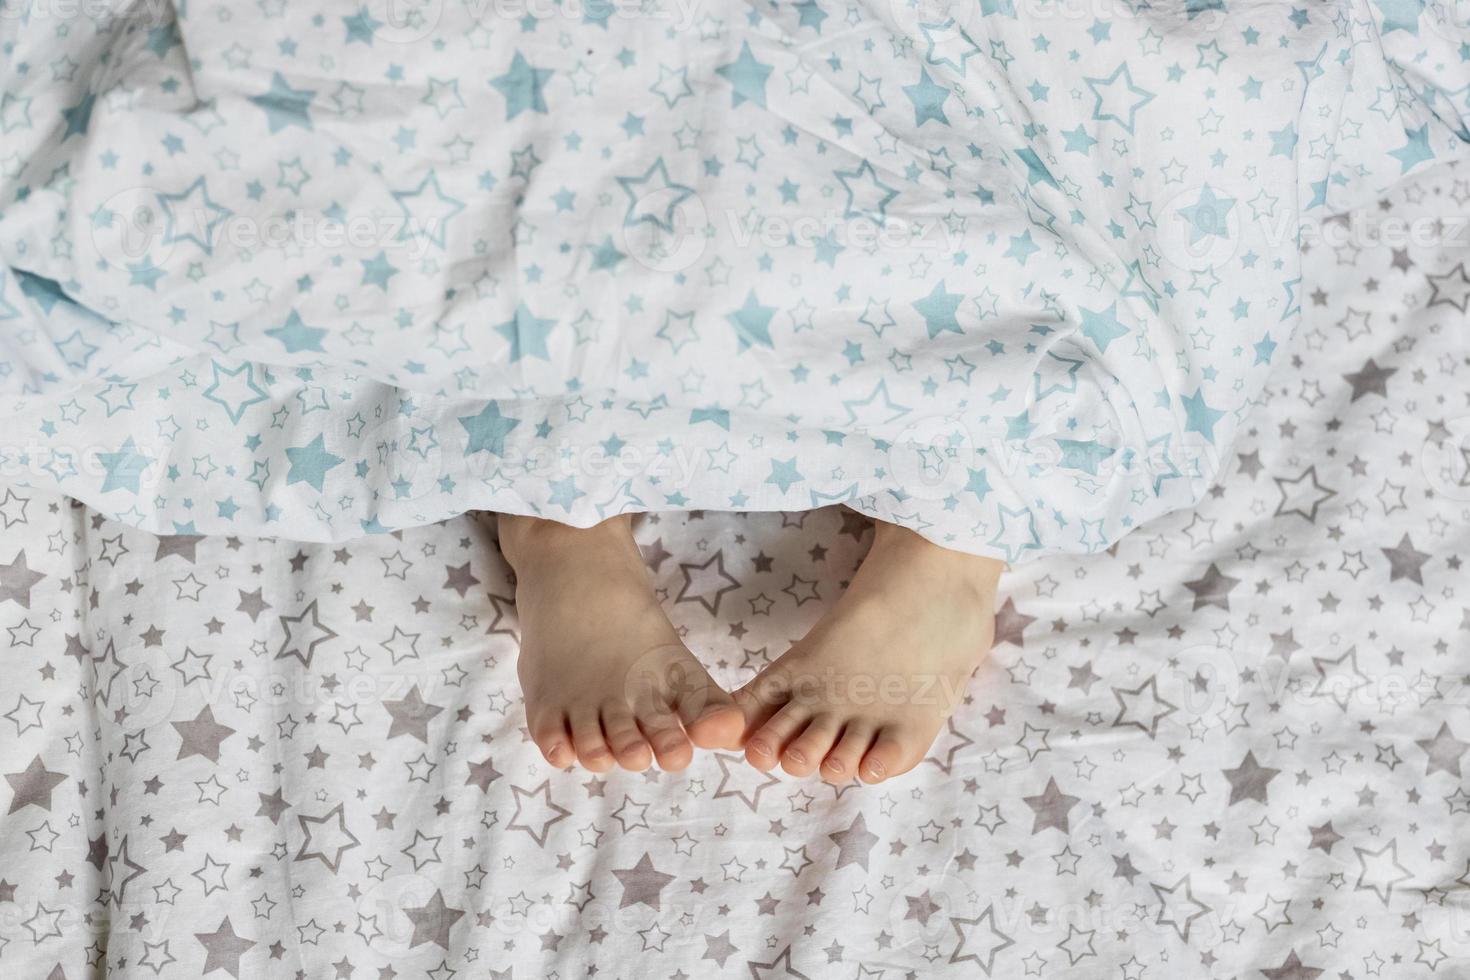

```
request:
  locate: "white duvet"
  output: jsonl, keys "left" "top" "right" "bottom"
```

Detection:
{"left": 1, "top": 0, "right": 1467, "bottom": 558}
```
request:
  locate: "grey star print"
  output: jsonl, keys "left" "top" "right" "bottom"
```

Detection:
{"left": 0, "top": 121, "right": 1468, "bottom": 980}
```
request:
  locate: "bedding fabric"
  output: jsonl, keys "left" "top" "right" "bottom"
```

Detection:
{"left": 1, "top": 154, "right": 1469, "bottom": 978}
{"left": 2, "top": 0, "right": 1468, "bottom": 559}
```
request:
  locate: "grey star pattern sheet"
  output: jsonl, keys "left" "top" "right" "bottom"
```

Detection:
{"left": 3, "top": 157, "right": 1470, "bottom": 979}
{"left": 2, "top": 0, "right": 1468, "bottom": 560}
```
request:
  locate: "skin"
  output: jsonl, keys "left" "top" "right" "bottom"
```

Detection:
{"left": 733, "top": 518, "right": 1002, "bottom": 784}
{"left": 500, "top": 512, "right": 1003, "bottom": 784}
{"left": 499, "top": 513, "right": 746, "bottom": 773}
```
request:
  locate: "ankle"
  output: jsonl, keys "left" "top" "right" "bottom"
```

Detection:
{"left": 869, "top": 519, "right": 1004, "bottom": 602}
{"left": 497, "top": 513, "right": 636, "bottom": 574}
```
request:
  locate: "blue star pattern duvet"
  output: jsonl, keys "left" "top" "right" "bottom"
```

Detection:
{"left": 1, "top": 0, "right": 1466, "bottom": 559}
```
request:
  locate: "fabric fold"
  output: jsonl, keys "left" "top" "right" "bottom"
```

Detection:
{"left": 2, "top": 0, "right": 1467, "bottom": 558}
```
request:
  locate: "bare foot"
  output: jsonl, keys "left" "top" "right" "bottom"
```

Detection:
{"left": 735, "top": 518, "right": 1002, "bottom": 784}
{"left": 499, "top": 514, "right": 746, "bottom": 773}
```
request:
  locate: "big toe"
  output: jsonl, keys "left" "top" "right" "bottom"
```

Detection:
{"left": 686, "top": 700, "right": 746, "bottom": 750}
{"left": 640, "top": 646, "right": 744, "bottom": 750}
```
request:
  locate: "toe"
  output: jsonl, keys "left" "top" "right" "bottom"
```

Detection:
{"left": 745, "top": 702, "right": 809, "bottom": 771}
{"left": 665, "top": 661, "right": 744, "bottom": 750}
{"left": 859, "top": 728, "right": 914, "bottom": 784}
{"left": 820, "top": 724, "right": 875, "bottom": 784}
{"left": 685, "top": 700, "right": 746, "bottom": 752}
{"left": 782, "top": 715, "right": 841, "bottom": 778}
{"left": 638, "top": 711, "right": 694, "bottom": 772}
{"left": 601, "top": 702, "right": 652, "bottom": 771}
{"left": 529, "top": 712, "right": 574, "bottom": 769}
{"left": 570, "top": 710, "right": 615, "bottom": 773}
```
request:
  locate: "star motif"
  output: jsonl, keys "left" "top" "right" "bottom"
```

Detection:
{"left": 276, "top": 600, "right": 338, "bottom": 667}
{"left": 266, "top": 309, "right": 327, "bottom": 354}
{"left": 1415, "top": 722, "right": 1469, "bottom": 777}
{"left": 97, "top": 437, "right": 155, "bottom": 494}
{"left": 296, "top": 804, "right": 361, "bottom": 872}
{"left": 716, "top": 41, "right": 772, "bottom": 108}
{"left": 154, "top": 533, "right": 201, "bottom": 562}
{"left": 1022, "top": 777, "right": 1080, "bottom": 834}
{"left": 249, "top": 71, "right": 315, "bottom": 133}
{"left": 466, "top": 755, "right": 503, "bottom": 792}
{"left": 1176, "top": 183, "right": 1235, "bottom": 244}
{"left": 828, "top": 812, "right": 880, "bottom": 870}
{"left": 612, "top": 852, "right": 676, "bottom": 909}
{"left": 0, "top": 550, "right": 46, "bottom": 608}
{"left": 490, "top": 51, "right": 553, "bottom": 119}
{"left": 507, "top": 780, "right": 570, "bottom": 846}
{"left": 194, "top": 917, "right": 256, "bottom": 978}
{"left": 1181, "top": 387, "right": 1226, "bottom": 443}
{"left": 747, "top": 945, "right": 810, "bottom": 980}
{"left": 4, "top": 755, "right": 67, "bottom": 814}
{"left": 1182, "top": 562, "right": 1240, "bottom": 611}
{"left": 1079, "top": 302, "right": 1129, "bottom": 353}
{"left": 171, "top": 705, "right": 237, "bottom": 763}
{"left": 1221, "top": 750, "right": 1279, "bottom": 806}
{"left": 726, "top": 291, "right": 777, "bottom": 351}
{"left": 993, "top": 597, "right": 1036, "bottom": 647}
{"left": 1083, "top": 62, "right": 1155, "bottom": 133}
{"left": 284, "top": 434, "right": 344, "bottom": 492}
{"left": 459, "top": 401, "right": 521, "bottom": 456}
{"left": 495, "top": 302, "right": 557, "bottom": 361}
{"left": 675, "top": 551, "right": 742, "bottom": 616}
{"left": 443, "top": 561, "right": 480, "bottom": 597}
{"left": 948, "top": 903, "right": 1015, "bottom": 971}
{"left": 616, "top": 157, "right": 696, "bottom": 231}
{"left": 1380, "top": 532, "right": 1430, "bottom": 584}
{"left": 383, "top": 684, "right": 445, "bottom": 742}
{"left": 903, "top": 68, "right": 951, "bottom": 126}
{"left": 912, "top": 280, "right": 964, "bottom": 338}
{"left": 403, "top": 888, "right": 465, "bottom": 949}
{"left": 1259, "top": 949, "right": 1322, "bottom": 980}
{"left": 1342, "top": 357, "right": 1396, "bottom": 401}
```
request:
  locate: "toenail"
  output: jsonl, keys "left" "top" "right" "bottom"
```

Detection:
{"left": 824, "top": 758, "right": 844, "bottom": 773}
{"left": 785, "top": 748, "right": 806, "bottom": 763}
{"left": 864, "top": 759, "right": 885, "bottom": 779}
{"left": 748, "top": 739, "right": 770, "bottom": 756}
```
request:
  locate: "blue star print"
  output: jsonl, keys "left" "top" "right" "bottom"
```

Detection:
{"left": 0, "top": 0, "right": 1464, "bottom": 559}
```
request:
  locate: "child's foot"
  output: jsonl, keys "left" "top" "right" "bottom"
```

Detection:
{"left": 498, "top": 514, "right": 746, "bottom": 773}
{"left": 735, "top": 519, "right": 1002, "bottom": 784}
